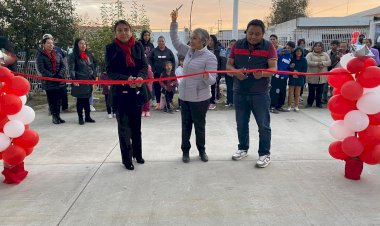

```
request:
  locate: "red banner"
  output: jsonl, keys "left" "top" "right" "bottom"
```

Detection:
{"left": 14, "top": 69, "right": 351, "bottom": 85}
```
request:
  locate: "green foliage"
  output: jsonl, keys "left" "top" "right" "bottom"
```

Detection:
{"left": 266, "top": 0, "right": 309, "bottom": 26}
{"left": 0, "top": 0, "right": 78, "bottom": 64}
{"left": 78, "top": 0, "right": 151, "bottom": 71}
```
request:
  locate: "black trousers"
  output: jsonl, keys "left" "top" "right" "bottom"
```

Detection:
{"left": 163, "top": 89, "right": 174, "bottom": 108}
{"left": 225, "top": 75, "right": 234, "bottom": 104}
{"left": 104, "top": 94, "right": 115, "bottom": 114}
{"left": 210, "top": 75, "right": 221, "bottom": 104}
{"left": 307, "top": 83, "right": 324, "bottom": 107}
{"left": 115, "top": 94, "right": 142, "bottom": 166}
{"left": 270, "top": 76, "right": 288, "bottom": 109}
{"left": 76, "top": 97, "right": 91, "bottom": 118}
{"left": 61, "top": 86, "right": 68, "bottom": 110}
{"left": 180, "top": 99, "right": 210, "bottom": 154}
{"left": 46, "top": 88, "right": 65, "bottom": 116}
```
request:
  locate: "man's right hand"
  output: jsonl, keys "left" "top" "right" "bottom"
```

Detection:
{"left": 232, "top": 69, "right": 247, "bottom": 81}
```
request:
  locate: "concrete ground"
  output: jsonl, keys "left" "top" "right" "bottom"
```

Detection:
{"left": 0, "top": 106, "right": 379, "bottom": 226}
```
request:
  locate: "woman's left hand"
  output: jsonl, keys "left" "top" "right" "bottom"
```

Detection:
{"left": 203, "top": 73, "right": 209, "bottom": 80}
{"left": 135, "top": 77, "right": 143, "bottom": 87}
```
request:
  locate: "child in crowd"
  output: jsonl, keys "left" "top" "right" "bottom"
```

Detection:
{"left": 159, "top": 61, "right": 177, "bottom": 113}
{"left": 142, "top": 65, "right": 154, "bottom": 117}
{"left": 175, "top": 55, "right": 185, "bottom": 112}
{"left": 288, "top": 47, "right": 307, "bottom": 111}
{"left": 100, "top": 72, "right": 115, "bottom": 118}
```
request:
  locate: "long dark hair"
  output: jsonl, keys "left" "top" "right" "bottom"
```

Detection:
{"left": 209, "top": 35, "right": 218, "bottom": 49}
{"left": 73, "top": 38, "right": 88, "bottom": 60}
{"left": 140, "top": 30, "right": 151, "bottom": 44}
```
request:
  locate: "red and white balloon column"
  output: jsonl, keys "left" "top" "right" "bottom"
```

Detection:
{"left": 0, "top": 66, "right": 39, "bottom": 184}
{"left": 327, "top": 56, "right": 380, "bottom": 180}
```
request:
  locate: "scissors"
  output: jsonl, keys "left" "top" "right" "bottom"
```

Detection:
{"left": 176, "top": 4, "right": 183, "bottom": 11}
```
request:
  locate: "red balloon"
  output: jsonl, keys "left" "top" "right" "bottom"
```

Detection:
{"left": 0, "top": 94, "right": 22, "bottom": 115}
{"left": 331, "top": 112, "right": 345, "bottom": 121}
{"left": 0, "top": 113, "right": 9, "bottom": 133}
{"left": 0, "top": 66, "right": 14, "bottom": 82}
{"left": 0, "top": 151, "right": 2, "bottom": 160}
{"left": 342, "top": 136, "right": 364, "bottom": 157}
{"left": 360, "top": 147, "right": 378, "bottom": 165}
{"left": 356, "top": 66, "right": 380, "bottom": 88}
{"left": 327, "top": 68, "right": 353, "bottom": 89}
{"left": 2, "top": 145, "right": 26, "bottom": 165}
{"left": 358, "top": 125, "right": 380, "bottom": 147}
{"left": 340, "top": 81, "right": 363, "bottom": 101}
{"left": 3, "top": 76, "right": 31, "bottom": 96}
{"left": 329, "top": 141, "right": 348, "bottom": 160}
{"left": 347, "top": 57, "right": 365, "bottom": 74}
{"left": 368, "top": 112, "right": 380, "bottom": 125}
{"left": 327, "top": 95, "right": 357, "bottom": 115}
{"left": 373, "top": 145, "right": 380, "bottom": 164}
{"left": 332, "top": 88, "right": 340, "bottom": 96}
{"left": 25, "top": 148, "right": 34, "bottom": 156}
{"left": 364, "top": 58, "right": 377, "bottom": 68}
{"left": 12, "top": 129, "right": 39, "bottom": 148}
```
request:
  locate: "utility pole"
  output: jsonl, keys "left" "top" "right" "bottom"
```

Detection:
{"left": 190, "top": 0, "right": 195, "bottom": 37}
{"left": 217, "top": 19, "right": 222, "bottom": 33}
{"left": 232, "top": 0, "right": 239, "bottom": 40}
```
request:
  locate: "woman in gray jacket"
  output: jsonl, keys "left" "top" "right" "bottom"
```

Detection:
{"left": 170, "top": 9, "right": 218, "bottom": 163}
{"left": 69, "top": 38, "right": 97, "bottom": 125}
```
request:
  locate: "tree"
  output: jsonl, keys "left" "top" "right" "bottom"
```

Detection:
{"left": 266, "top": 0, "right": 309, "bottom": 26}
{"left": 0, "top": 0, "right": 78, "bottom": 66}
{"left": 78, "top": 0, "right": 151, "bottom": 70}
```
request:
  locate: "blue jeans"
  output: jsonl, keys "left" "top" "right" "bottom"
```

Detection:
{"left": 234, "top": 93, "right": 271, "bottom": 156}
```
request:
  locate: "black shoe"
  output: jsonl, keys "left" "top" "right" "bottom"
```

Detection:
{"left": 85, "top": 117, "right": 96, "bottom": 123}
{"left": 124, "top": 163, "right": 134, "bottom": 170}
{"left": 79, "top": 118, "right": 84, "bottom": 125}
{"left": 270, "top": 108, "right": 279, "bottom": 114}
{"left": 199, "top": 152, "right": 209, "bottom": 162}
{"left": 182, "top": 152, "right": 190, "bottom": 163}
{"left": 316, "top": 104, "right": 323, "bottom": 108}
{"left": 58, "top": 116, "right": 65, "bottom": 123}
{"left": 305, "top": 104, "right": 312, "bottom": 108}
{"left": 135, "top": 158, "right": 145, "bottom": 164}
{"left": 52, "top": 116, "right": 60, "bottom": 124}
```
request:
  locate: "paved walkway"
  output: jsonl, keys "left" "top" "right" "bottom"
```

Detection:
{"left": 0, "top": 107, "right": 379, "bottom": 226}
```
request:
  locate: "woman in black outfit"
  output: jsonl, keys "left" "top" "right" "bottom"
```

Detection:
{"left": 105, "top": 20, "right": 150, "bottom": 170}
{"left": 36, "top": 36, "right": 66, "bottom": 124}
{"left": 69, "top": 38, "right": 97, "bottom": 125}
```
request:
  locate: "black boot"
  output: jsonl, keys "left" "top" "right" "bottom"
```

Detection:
{"left": 182, "top": 151, "right": 190, "bottom": 163}
{"left": 57, "top": 114, "right": 65, "bottom": 123}
{"left": 199, "top": 152, "right": 209, "bottom": 162}
{"left": 78, "top": 117, "right": 84, "bottom": 125}
{"left": 85, "top": 113, "right": 96, "bottom": 123}
{"left": 52, "top": 115, "right": 60, "bottom": 124}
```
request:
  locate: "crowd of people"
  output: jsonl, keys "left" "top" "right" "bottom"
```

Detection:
{"left": 2, "top": 8, "right": 380, "bottom": 171}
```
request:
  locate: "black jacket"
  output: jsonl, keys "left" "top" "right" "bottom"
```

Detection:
{"left": 36, "top": 48, "right": 66, "bottom": 90}
{"left": 141, "top": 40, "right": 155, "bottom": 57}
{"left": 148, "top": 46, "right": 175, "bottom": 77}
{"left": 105, "top": 40, "right": 150, "bottom": 107}
{"left": 68, "top": 52, "right": 97, "bottom": 98}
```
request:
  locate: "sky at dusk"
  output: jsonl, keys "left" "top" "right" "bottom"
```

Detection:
{"left": 75, "top": 0, "right": 380, "bottom": 31}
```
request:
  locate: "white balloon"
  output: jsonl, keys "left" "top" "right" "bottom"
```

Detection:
{"left": 363, "top": 86, "right": 380, "bottom": 95}
{"left": 357, "top": 92, "right": 380, "bottom": 115}
{"left": 340, "top": 53, "right": 355, "bottom": 70}
{"left": 7, "top": 105, "right": 35, "bottom": 124}
{"left": 329, "top": 120, "right": 355, "bottom": 141}
{"left": 20, "top": 95, "right": 27, "bottom": 105}
{"left": 344, "top": 110, "right": 369, "bottom": 132}
{"left": 3, "top": 120, "right": 25, "bottom": 138}
{"left": 0, "top": 133, "right": 11, "bottom": 152}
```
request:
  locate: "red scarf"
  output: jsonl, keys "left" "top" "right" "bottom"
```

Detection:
{"left": 114, "top": 37, "right": 136, "bottom": 67}
{"left": 44, "top": 49, "right": 56, "bottom": 73}
{"left": 80, "top": 51, "right": 89, "bottom": 61}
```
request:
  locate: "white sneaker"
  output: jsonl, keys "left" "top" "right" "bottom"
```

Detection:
{"left": 107, "top": 114, "right": 113, "bottom": 119}
{"left": 232, "top": 150, "right": 248, "bottom": 160}
{"left": 90, "top": 105, "right": 96, "bottom": 112}
{"left": 256, "top": 155, "right": 271, "bottom": 168}
{"left": 287, "top": 106, "right": 293, "bottom": 111}
{"left": 294, "top": 106, "right": 300, "bottom": 112}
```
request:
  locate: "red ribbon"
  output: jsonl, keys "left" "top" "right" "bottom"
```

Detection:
{"left": 14, "top": 69, "right": 351, "bottom": 85}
